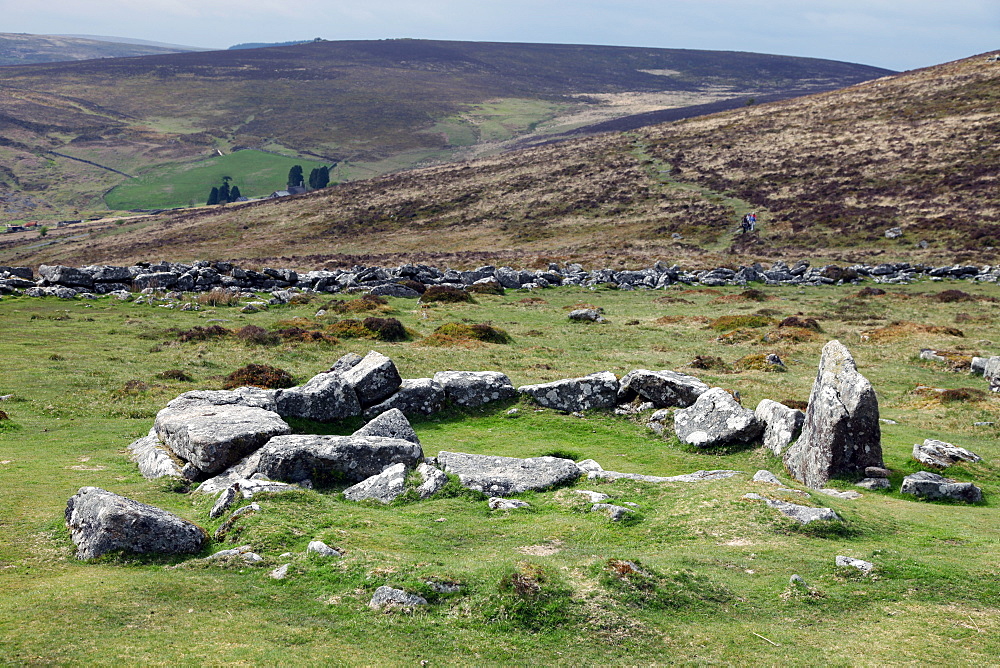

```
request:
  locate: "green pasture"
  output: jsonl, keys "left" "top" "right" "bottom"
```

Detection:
{"left": 0, "top": 280, "right": 998, "bottom": 664}
{"left": 104, "top": 151, "right": 332, "bottom": 211}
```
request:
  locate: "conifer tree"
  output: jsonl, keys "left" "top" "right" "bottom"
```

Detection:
{"left": 287, "top": 165, "right": 303, "bottom": 189}
{"left": 207, "top": 186, "right": 220, "bottom": 206}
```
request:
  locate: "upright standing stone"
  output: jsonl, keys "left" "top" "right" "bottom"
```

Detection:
{"left": 783, "top": 340, "right": 884, "bottom": 488}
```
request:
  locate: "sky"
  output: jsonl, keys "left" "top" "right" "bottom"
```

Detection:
{"left": 1, "top": 0, "right": 997, "bottom": 71}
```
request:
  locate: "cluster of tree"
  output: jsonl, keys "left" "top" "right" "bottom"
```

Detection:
{"left": 287, "top": 163, "right": 336, "bottom": 191}
{"left": 206, "top": 176, "right": 242, "bottom": 205}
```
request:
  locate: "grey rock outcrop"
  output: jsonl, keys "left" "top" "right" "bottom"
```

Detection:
{"left": 342, "top": 351, "right": 402, "bottom": 407}
{"left": 488, "top": 497, "right": 531, "bottom": 510}
{"left": 674, "top": 387, "right": 763, "bottom": 448}
{"left": 437, "top": 451, "right": 581, "bottom": 496}
{"left": 855, "top": 477, "right": 891, "bottom": 490}
{"left": 912, "top": 439, "right": 981, "bottom": 468}
{"left": 432, "top": 371, "right": 517, "bottom": 408}
{"left": 306, "top": 540, "right": 342, "bottom": 557}
{"left": 416, "top": 462, "right": 448, "bottom": 499}
{"left": 617, "top": 369, "right": 709, "bottom": 408}
{"left": 568, "top": 308, "right": 605, "bottom": 323}
{"left": 984, "top": 356, "right": 1000, "bottom": 391}
{"left": 362, "top": 378, "right": 446, "bottom": 419}
{"left": 343, "top": 462, "right": 409, "bottom": 504}
{"left": 369, "top": 586, "right": 428, "bottom": 610}
{"left": 329, "top": 352, "right": 364, "bottom": 373}
{"left": 517, "top": 371, "right": 619, "bottom": 412}
{"left": 165, "top": 387, "right": 279, "bottom": 412}
{"left": 783, "top": 341, "right": 884, "bottom": 488}
{"left": 352, "top": 408, "right": 420, "bottom": 444}
{"left": 752, "top": 470, "right": 783, "bottom": 485}
{"left": 591, "top": 503, "right": 635, "bottom": 521}
{"left": 755, "top": 399, "right": 805, "bottom": 456}
{"left": 127, "top": 429, "right": 184, "bottom": 479}
{"left": 836, "top": 555, "right": 875, "bottom": 574}
{"left": 587, "top": 468, "right": 743, "bottom": 483}
{"left": 742, "top": 493, "right": 841, "bottom": 524}
{"left": 255, "top": 435, "right": 423, "bottom": 485}
{"left": 65, "top": 487, "right": 208, "bottom": 560}
{"left": 210, "top": 485, "right": 239, "bottom": 519}
{"left": 275, "top": 372, "right": 361, "bottom": 421}
{"left": 153, "top": 404, "right": 291, "bottom": 477}
{"left": 900, "top": 471, "right": 982, "bottom": 503}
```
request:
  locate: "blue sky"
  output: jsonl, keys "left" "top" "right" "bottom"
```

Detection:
{"left": 2, "top": 0, "right": 997, "bottom": 70}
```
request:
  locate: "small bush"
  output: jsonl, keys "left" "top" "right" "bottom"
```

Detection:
{"left": 194, "top": 288, "right": 241, "bottom": 307}
{"left": 856, "top": 287, "right": 887, "bottom": 297}
{"left": 761, "top": 327, "right": 821, "bottom": 344}
{"left": 178, "top": 325, "right": 231, "bottom": 342}
{"left": 327, "top": 319, "right": 373, "bottom": 339}
{"left": 398, "top": 279, "right": 426, "bottom": 294}
{"left": 0, "top": 410, "right": 9, "bottom": 421}
{"left": 779, "top": 316, "right": 822, "bottom": 331}
{"left": 156, "top": 369, "right": 194, "bottom": 382}
{"left": 419, "top": 285, "right": 475, "bottom": 304}
{"left": 362, "top": 317, "right": 408, "bottom": 342}
{"left": 864, "top": 321, "right": 964, "bottom": 341}
{"left": 716, "top": 328, "right": 760, "bottom": 344}
{"left": 709, "top": 315, "right": 775, "bottom": 332}
{"left": 487, "top": 562, "right": 576, "bottom": 631}
{"left": 732, "top": 353, "right": 786, "bottom": 372}
{"left": 781, "top": 399, "right": 809, "bottom": 410}
{"left": 933, "top": 289, "right": 975, "bottom": 303}
{"left": 467, "top": 282, "right": 505, "bottom": 295}
{"left": 328, "top": 295, "right": 390, "bottom": 314}
{"left": 222, "top": 364, "right": 295, "bottom": 389}
{"left": 273, "top": 327, "right": 339, "bottom": 344}
{"left": 429, "top": 322, "right": 512, "bottom": 345}
{"left": 596, "top": 559, "right": 731, "bottom": 610}
{"left": 689, "top": 355, "right": 728, "bottom": 371}
{"left": 235, "top": 325, "right": 280, "bottom": 345}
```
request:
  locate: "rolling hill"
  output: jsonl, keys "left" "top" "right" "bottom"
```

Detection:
{"left": 2, "top": 51, "right": 995, "bottom": 271}
{"left": 0, "top": 33, "right": 202, "bottom": 65}
{"left": 0, "top": 39, "right": 891, "bottom": 221}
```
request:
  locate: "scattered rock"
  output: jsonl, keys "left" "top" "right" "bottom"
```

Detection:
{"left": 353, "top": 408, "right": 420, "bottom": 444}
{"left": 517, "top": 371, "right": 619, "bottom": 412}
{"left": 415, "top": 462, "right": 448, "bottom": 499}
{"left": 855, "top": 477, "right": 891, "bottom": 490}
{"left": 270, "top": 564, "right": 290, "bottom": 579}
{"left": 588, "top": 469, "right": 742, "bottom": 483}
{"left": 912, "top": 439, "right": 981, "bottom": 468}
{"left": 754, "top": 399, "right": 805, "bottom": 456}
{"left": 818, "top": 488, "right": 862, "bottom": 500}
{"left": 836, "top": 555, "right": 875, "bottom": 574}
{"left": 437, "top": 451, "right": 581, "bottom": 496}
{"left": 674, "top": 387, "right": 763, "bottom": 448}
{"left": 617, "top": 369, "right": 709, "bottom": 408}
{"left": 343, "top": 462, "right": 409, "bottom": 504}
{"left": 255, "top": 435, "right": 424, "bottom": 485}
{"left": 865, "top": 466, "right": 891, "bottom": 478}
{"left": 752, "top": 470, "right": 783, "bottom": 485}
{"left": 574, "top": 490, "right": 611, "bottom": 503}
{"left": 153, "top": 403, "right": 291, "bottom": 477}
{"left": 65, "top": 487, "right": 208, "bottom": 560}
{"left": 368, "top": 586, "right": 428, "bottom": 610}
{"left": 900, "top": 471, "right": 982, "bottom": 503}
{"left": 488, "top": 497, "right": 531, "bottom": 510}
{"left": 742, "top": 492, "right": 841, "bottom": 524}
{"left": 306, "top": 540, "right": 342, "bottom": 557}
{"left": 568, "top": 308, "right": 605, "bottom": 323}
{"left": 342, "top": 351, "right": 403, "bottom": 407}
{"left": 784, "top": 340, "right": 884, "bottom": 488}
{"left": 127, "top": 429, "right": 184, "bottom": 479}
{"left": 432, "top": 371, "right": 517, "bottom": 407}
{"left": 591, "top": 503, "right": 634, "bottom": 521}
{"left": 210, "top": 485, "right": 239, "bottom": 519}
{"left": 361, "top": 378, "right": 445, "bottom": 419}
{"left": 275, "top": 372, "right": 362, "bottom": 421}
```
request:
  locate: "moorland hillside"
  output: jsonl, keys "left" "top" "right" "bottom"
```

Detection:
{"left": 0, "top": 33, "right": 199, "bottom": 66}
{"left": 0, "top": 39, "right": 890, "bottom": 220}
{"left": 4, "top": 51, "right": 995, "bottom": 271}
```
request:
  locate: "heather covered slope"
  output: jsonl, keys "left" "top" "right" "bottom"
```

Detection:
{"left": 3, "top": 52, "right": 994, "bottom": 271}
{"left": 0, "top": 39, "right": 890, "bottom": 221}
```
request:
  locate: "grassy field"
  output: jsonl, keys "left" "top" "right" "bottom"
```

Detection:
{"left": 104, "top": 151, "right": 333, "bottom": 210}
{"left": 0, "top": 280, "right": 998, "bottom": 665}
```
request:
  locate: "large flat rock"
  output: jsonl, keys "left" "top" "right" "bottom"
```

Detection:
{"left": 255, "top": 434, "right": 423, "bottom": 485}
{"left": 436, "top": 451, "right": 581, "bottom": 496}
{"left": 433, "top": 371, "right": 517, "bottom": 408}
{"left": 153, "top": 404, "right": 291, "bottom": 477}
{"left": 617, "top": 369, "right": 709, "bottom": 408}
{"left": 517, "top": 371, "right": 619, "bottom": 412}
{"left": 674, "top": 387, "right": 762, "bottom": 448}
{"left": 65, "top": 487, "right": 207, "bottom": 560}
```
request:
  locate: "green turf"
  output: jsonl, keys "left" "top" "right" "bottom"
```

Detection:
{"left": 103, "top": 150, "right": 332, "bottom": 210}
{"left": 0, "top": 281, "right": 997, "bottom": 664}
